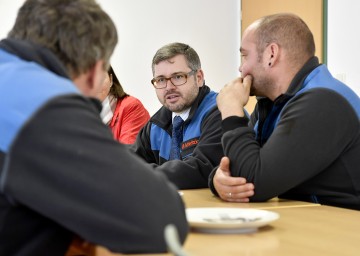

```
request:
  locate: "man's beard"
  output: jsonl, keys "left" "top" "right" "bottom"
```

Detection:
{"left": 167, "top": 102, "right": 187, "bottom": 113}
{"left": 249, "top": 85, "right": 256, "bottom": 96}
{"left": 250, "top": 75, "right": 272, "bottom": 98}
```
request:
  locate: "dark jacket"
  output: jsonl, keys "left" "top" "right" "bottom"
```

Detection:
{"left": 210, "top": 57, "right": 360, "bottom": 210}
{"left": 0, "top": 39, "right": 188, "bottom": 256}
{"left": 132, "top": 85, "right": 224, "bottom": 189}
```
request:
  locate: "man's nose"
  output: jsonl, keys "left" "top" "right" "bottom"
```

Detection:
{"left": 165, "top": 79, "right": 176, "bottom": 89}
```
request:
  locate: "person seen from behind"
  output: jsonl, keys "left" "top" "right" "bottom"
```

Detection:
{"left": 0, "top": 0, "right": 188, "bottom": 255}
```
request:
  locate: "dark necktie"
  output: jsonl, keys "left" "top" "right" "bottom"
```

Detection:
{"left": 169, "top": 116, "right": 184, "bottom": 160}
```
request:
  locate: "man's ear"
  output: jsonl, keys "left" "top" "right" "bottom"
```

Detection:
{"left": 266, "top": 43, "right": 279, "bottom": 67}
{"left": 88, "top": 60, "right": 105, "bottom": 89}
{"left": 87, "top": 60, "right": 106, "bottom": 97}
{"left": 72, "top": 60, "right": 105, "bottom": 97}
{"left": 196, "top": 69, "right": 205, "bottom": 87}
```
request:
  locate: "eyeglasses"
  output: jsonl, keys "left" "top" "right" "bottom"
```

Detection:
{"left": 151, "top": 70, "right": 196, "bottom": 89}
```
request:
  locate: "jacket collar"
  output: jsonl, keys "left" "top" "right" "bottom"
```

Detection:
{"left": 0, "top": 38, "right": 69, "bottom": 79}
{"left": 273, "top": 56, "right": 320, "bottom": 105}
{"left": 151, "top": 85, "right": 211, "bottom": 130}
{"left": 254, "top": 56, "right": 321, "bottom": 118}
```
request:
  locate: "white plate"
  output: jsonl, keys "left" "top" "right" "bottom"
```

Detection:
{"left": 186, "top": 207, "right": 279, "bottom": 234}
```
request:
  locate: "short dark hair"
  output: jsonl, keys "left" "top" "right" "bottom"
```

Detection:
{"left": 8, "top": 0, "right": 118, "bottom": 78}
{"left": 151, "top": 42, "right": 201, "bottom": 75}
{"left": 254, "top": 13, "right": 315, "bottom": 65}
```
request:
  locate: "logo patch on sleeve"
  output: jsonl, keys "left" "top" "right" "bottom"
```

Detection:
{"left": 180, "top": 137, "right": 199, "bottom": 159}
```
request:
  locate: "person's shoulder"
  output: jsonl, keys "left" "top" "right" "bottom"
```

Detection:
{"left": 121, "top": 95, "right": 137, "bottom": 103}
{"left": 120, "top": 95, "right": 150, "bottom": 114}
{"left": 298, "top": 87, "right": 356, "bottom": 108}
{"left": 287, "top": 88, "right": 359, "bottom": 127}
{"left": 120, "top": 95, "right": 144, "bottom": 107}
{"left": 199, "top": 89, "right": 218, "bottom": 108}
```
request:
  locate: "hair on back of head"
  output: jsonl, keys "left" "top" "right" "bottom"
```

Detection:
{"left": 8, "top": 0, "right": 118, "bottom": 78}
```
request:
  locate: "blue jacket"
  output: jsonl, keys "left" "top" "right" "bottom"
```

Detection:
{"left": 150, "top": 91, "right": 217, "bottom": 160}
{"left": 210, "top": 57, "right": 360, "bottom": 210}
{"left": 0, "top": 39, "right": 188, "bottom": 255}
{"left": 133, "top": 85, "right": 224, "bottom": 189}
{"left": 253, "top": 61, "right": 360, "bottom": 145}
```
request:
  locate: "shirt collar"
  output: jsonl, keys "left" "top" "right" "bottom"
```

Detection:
{"left": 172, "top": 108, "right": 191, "bottom": 122}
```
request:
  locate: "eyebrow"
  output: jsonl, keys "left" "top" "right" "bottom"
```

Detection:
{"left": 155, "top": 71, "right": 189, "bottom": 78}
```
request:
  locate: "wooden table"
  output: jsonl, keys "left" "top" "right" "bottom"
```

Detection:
{"left": 179, "top": 205, "right": 360, "bottom": 256}
{"left": 70, "top": 189, "right": 360, "bottom": 256}
{"left": 180, "top": 188, "right": 320, "bottom": 209}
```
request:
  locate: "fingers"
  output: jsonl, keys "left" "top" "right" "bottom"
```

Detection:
{"left": 243, "top": 75, "right": 253, "bottom": 87}
{"left": 218, "top": 157, "right": 230, "bottom": 175}
{"left": 221, "top": 75, "right": 251, "bottom": 92}
{"left": 214, "top": 158, "right": 247, "bottom": 186}
{"left": 242, "top": 75, "right": 252, "bottom": 95}
{"left": 213, "top": 156, "right": 255, "bottom": 203}
{"left": 219, "top": 183, "right": 255, "bottom": 202}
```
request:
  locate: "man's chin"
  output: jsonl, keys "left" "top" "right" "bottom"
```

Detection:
{"left": 166, "top": 104, "right": 183, "bottom": 113}
{"left": 167, "top": 103, "right": 189, "bottom": 113}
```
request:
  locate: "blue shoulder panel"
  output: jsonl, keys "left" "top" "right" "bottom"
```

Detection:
{"left": 150, "top": 91, "right": 218, "bottom": 160}
{"left": 300, "top": 65, "right": 360, "bottom": 118}
{"left": 183, "top": 91, "right": 217, "bottom": 140}
{"left": 0, "top": 49, "right": 79, "bottom": 152}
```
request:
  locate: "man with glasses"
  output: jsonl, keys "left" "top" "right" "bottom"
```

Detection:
{"left": 132, "top": 42, "right": 227, "bottom": 189}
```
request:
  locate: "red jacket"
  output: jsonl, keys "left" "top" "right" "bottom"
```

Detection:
{"left": 109, "top": 96, "right": 150, "bottom": 144}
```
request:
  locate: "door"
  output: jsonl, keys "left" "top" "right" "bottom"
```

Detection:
{"left": 241, "top": 0, "right": 324, "bottom": 113}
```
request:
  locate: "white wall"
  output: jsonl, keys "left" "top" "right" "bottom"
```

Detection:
{"left": 0, "top": 1, "right": 20, "bottom": 41}
{"left": 0, "top": 0, "right": 241, "bottom": 115}
{"left": 98, "top": 0, "right": 240, "bottom": 115}
{"left": 1, "top": 1, "right": 358, "bottom": 116}
{"left": 327, "top": 0, "right": 360, "bottom": 96}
